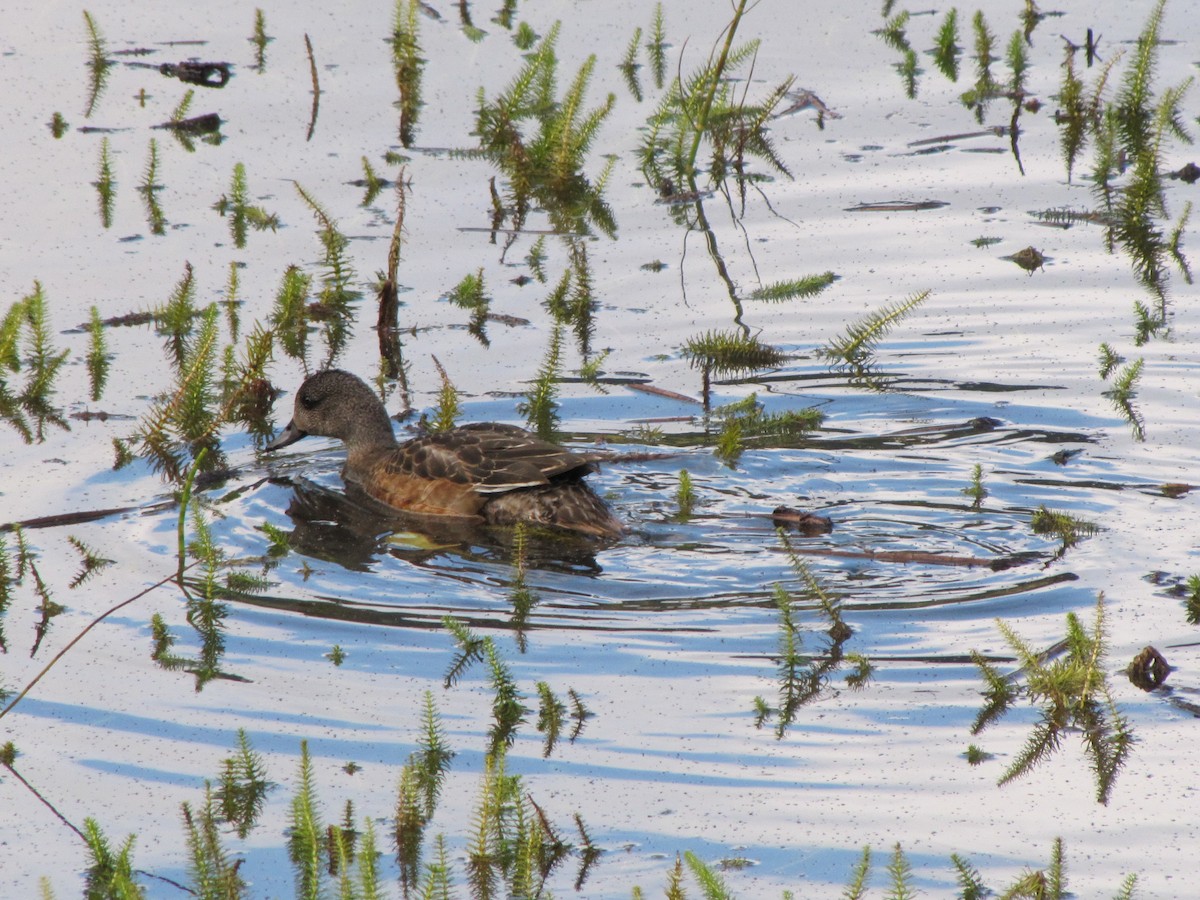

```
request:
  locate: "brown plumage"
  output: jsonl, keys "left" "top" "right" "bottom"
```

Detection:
{"left": 266, "top": 370, "right": 622, "bottom": 538}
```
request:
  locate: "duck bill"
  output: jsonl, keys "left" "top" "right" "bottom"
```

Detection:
{"left": 265, "top": 419, "right": 308, "bottom": 451}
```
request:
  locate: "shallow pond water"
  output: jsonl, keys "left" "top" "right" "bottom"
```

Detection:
{"left": 2, "top": 0, "right": 1200, "bottom": 897}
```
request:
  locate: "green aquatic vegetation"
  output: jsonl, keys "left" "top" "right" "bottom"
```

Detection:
{"left": 518, "top": 324, "right": 563, "bottom": 440}
{"left": 86, "top": 305, "right": 108, "bottom": 401}
{"left": 447, "top": 267, "right": 491, "bottom": 344}
{"left": 358, "top": 155, "right": 384, "bottom": 206}
{"left": 391, "top": 0, "right": 425, "bottom": 147}
{"left": 1031, "top": 505, "right": 1098, "bottom": 552}
{"left": 1184, "top": 574, "right": 1200, "bottom": 626}
{"left": 325, "top": 644, "right": 345, "bottom": 665}
{"left": 0, "top": 283, "right": 69, "bottom": 443}
{"left": 412, "top": 690, "right": 454, "bottom": 818}
{"left": 249, "top": 8, "right": 271, "bottom": 72}
{"left": 876, "top": 10, "right": 910, "bottom": 54}
{"left": 1103, "top": 356, "right": 1146, "bottom": 440}
{"left": 536, "top": 681, "right": 567, "bottom": 758}
{"left": 82, "top": 11, "right": 112, "bottom": 118}
{"left": 82, "top": 818, "right": 144, "bottom": 899}
{"left": 508, "top": 523, "right": 538, "bottom": 650}
{"left": 216, "top": 729, "right": 272, "bottom": 840}
{"left": 289, "top": 741, "right": 324, "bottom": 900}
{"left": 1006, "top": 29, "right": 1029, "bottom": 96}
{"left": 1058, "top": 42, "right": 1088, "bottom": 181}
{"left": 395, "top": 760, "right": 426, "bottom": 892}
{"left": 94, "top": 137, "right": 115, "bottom": 229}
{"left": 619, "top": 26, "right": 643, "bottom": 102}
{"left": 817, "top": 288, "right": 930, "bottom": 376}
{"left": 525, "top": 235, "right": 548, "bottom": 282}
{"left": 961, "top": 10, "right": 1000, "bottom": 123}
{"left": 513, "top": 21, "right": 538, "bottom": 50}
{"left": 295, "top": 182, "right": 359, "bottom": 366}
{"left": 272, "top": 265, "right": 314, "bottom": 364}
{"left": 215, "top": 163, "right": 280, "bottom": 249}
{"left": 471, "top": 22, "right": 617, "bottom": 237}
{"left": 138, "top": 138, "right": 165, "bottom": 235}
{"left": 675, "top": 469, "right": 696, "bottom": 519}
{"left": 66, "top": 536, "right": 112, "bottom": 589}
{"left": 567, "top": 688, "right": 593, "bottom": 742}
{"left": 970, "top": 594, "right": 1134, "bottom": 805}
{"left": 714, "top": 416, "right": 743, "bottom": 467}
{"left": 429, "top": 355, "right": 462, "bottom": 433}
{"left": 962, "top": 463, "right": 987, "bottom": 508}
{"left": 182, "top": 785, "right": 247, "bottom": 899}
{"left": 639, "top": 1, "right": 794, "bottom": 197}
{"left": 898, "top": 46, "right": 920, "bottom": 99}
{"left": 754, "top": 537, "right": 867, "bottom": 737}
{"left": 540, "top": 240, "right": 598, "bottom": 356}
{"left": 1097, "top": 342, "right": 1122, "bottom": 379}
{"left": 747, "top": 272, "right": 836, "bottom": 302}
{"left": 933, "top": 8, "right": 960, "bottom": 82}
{"left": 645, "top": 3, "right": 667, "bottom": 91}
{"left": 681, "top": 329, "right": 785, "bottom": 411}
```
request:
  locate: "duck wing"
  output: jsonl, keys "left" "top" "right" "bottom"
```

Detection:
{"left": 394, "top": 424, "right": 599, "bottom": 494}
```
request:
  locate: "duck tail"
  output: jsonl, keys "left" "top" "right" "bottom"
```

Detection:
{"left": 484, "top": 482, "right": 623, "bottom": 539}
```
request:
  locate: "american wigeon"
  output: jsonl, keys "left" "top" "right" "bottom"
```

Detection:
{"left": 266, "top": 369, "right": 622, "bottom": 538}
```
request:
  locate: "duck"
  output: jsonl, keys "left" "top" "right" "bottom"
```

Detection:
{"left": 265, "top": 369, "right": 623, "bottom": 538}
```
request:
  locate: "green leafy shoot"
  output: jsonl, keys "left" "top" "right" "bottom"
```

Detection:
{"left": 87, "top": 305, "right": 109, "bottom": 401}
{"left": 748, "top": 272, "right": 836, "bottom": 302}
{"left": 817, "top": 289, "right": 930, "bottom": 377}
{"left": 933, "top": 8, "right": 960, "bottom": 82}
{"left": 970, "top": 594, "right": 1135, "bottom": 804}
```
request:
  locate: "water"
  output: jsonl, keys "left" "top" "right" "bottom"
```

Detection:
{"left": 2, "top": 1, "right": 1198, "bottom": 896}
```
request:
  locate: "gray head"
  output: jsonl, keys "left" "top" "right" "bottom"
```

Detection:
{"left": 265, "top": 369, "right": 396, "bottom": 451}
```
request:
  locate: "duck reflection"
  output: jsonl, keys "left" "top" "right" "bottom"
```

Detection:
{"left": 272, "top": 475, "right": 609, "bottom": 576}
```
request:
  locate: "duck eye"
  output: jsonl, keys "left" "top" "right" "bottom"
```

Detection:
{"left": 299, "top": 390, "right": 320, "bottom": 410}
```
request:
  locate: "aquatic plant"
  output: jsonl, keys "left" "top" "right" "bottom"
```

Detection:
{"left": 961, "top": 10, "right": 1000, "bottom": 122}
{"left": 82, "top": 818, "right": 144, "bottom": 899}
{"left": 295, "top": 182, "right": 359, "bottom": 366}
{"left": 681, "top": 329, "right": 785, "bottom": 411}
{"left": 82, "top": 11, "right": 112, "bottom": 118}
{"left": 962, "top": 463, "right": 987, "bottom": 508}
{"left": 429, "top": 355, "right": 462, "bottom": 433}
{"left": 518, "top": 324, "right": 563, "bottom": 440}
{"left": 211, "top": 729, "right": 272, "bottom": 842}
{"left": 182, "top": 785, "right": 247, "bottom": 897}
{"left": 970, "top": 593, "right": 1134, "bottom": 805}
{"left": 391, "top": 0, "right": 425, "bottom": 147}
{"left": 214, "top": 164, "right": 279, "bottom": 249}
{"left": 619, "top": 26, "right": 644, "bottom": 101}
{"left": 817, "top": 289, "right": 930, "bottom": 377}
{"left": 249, "top": 8, "right": 271, "bottom": 72}
{"left": 138, "top": 138, "right": 165, "bottom": 235}
{"left": 674, "top": 468, "right": 696, "bottom": 519}
{"left": 1031, "top": 505, "right": 1099, "bottom": 554}
{"left": 0, "top": 282, "right": 69, "bottom": 443}
{"left": 1102, "top": 356, "right": 1146, "bottom": 440}
{"left": 640, "top": 0, "right": 795, "bottom": 197}
{"left": 288, "top": 741, "right": 324, "bottom": 900}
{"left": 94, "top": 137, "right": 115, "bottom": 228}
{"left": 508, "top": 522, "right": 538, "bottom": 650}
{"left": 932, "top": 8, "right": 960, "bottom": 82}
{"left": 447, "top": 267, "right": 491, "bottom": 345}
{"left": 471, "top": 22, "right": 616, "bottom": 237}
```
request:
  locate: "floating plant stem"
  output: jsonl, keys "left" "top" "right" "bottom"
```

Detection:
{"left": 82, "top": 11, "right": 112, "bottom": 118}
{"left": 67, "top": 536, "right": 112, "bottom": 589}
{"left": 536, "top": 681, "right": 566, "bottom": 758}
{"left": 391, "top": 0, "right": 425, "bottom": 147}
{"left": 818, "top": 289, "right": 930, "bottom": 376}
{"left": 304, "top": 33, "right": 320, "bottom": 141}
{"left": 748, "top": 272, "right": 836, "bottom": 302}
{"left": 619, "top": 26, "right": 643, "bottom": 102}
{"left": 645, "top": 3, "right": 667, "bottom": 89}
{"left": 970, "top": 594, "right": 1134, "bottom": 805}
{"left": 1006, "top": 29, "right": 1029, "bottom": 96}
{"left": 215, "top": 729, "right": 271, "bottom": 839}
{"left": 1098, "top": 342, "right": 1122, "bottom": 379}
{"left": 675, "top": 469, "right": 696, "bottom": 518}
{"left": 138, "top": 138, "right": 166, "bottom": 235}
{"left": 288, "top": 740, "right": 325, "bottom": 898}
{"left": 681, "top": 329, "right": 785, "bottom": 411}
{"left": 94, "top": 137, "right": 115, "bottom": 228}
{"left": 519, "top": 325, "right": 563, "bottom": 440}
{"left": 962, "top": 463, "right": 987, "bottom": 508}
{"left": 933, "top": 8, "right": 960, "bottom": 81}
{"left": 250, "top": 8, "right": 271, "bottom": 73}
{"left": 1103, "top": 357, "right": 1146, "bottom": 440}
{"left": 429, "top": 355, "right": 461, "bottom": 433}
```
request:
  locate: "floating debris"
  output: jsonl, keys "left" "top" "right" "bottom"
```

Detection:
{"left": 1005, "top": 245, "right": 1045, "bottom": 273}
